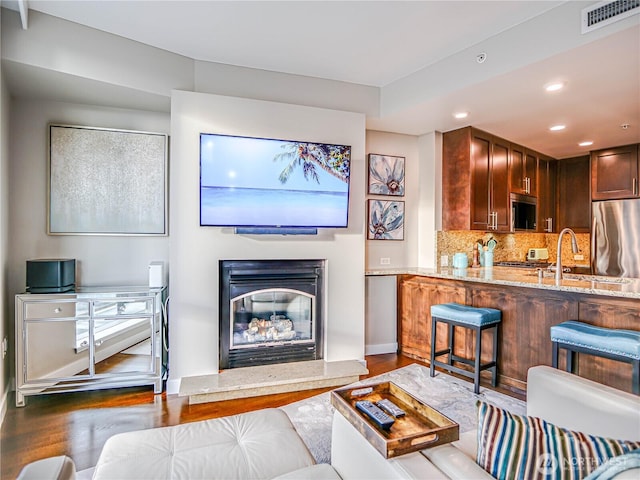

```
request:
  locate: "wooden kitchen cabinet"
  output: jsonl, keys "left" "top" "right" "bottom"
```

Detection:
{"left": 577, "top": 297, "right": 640, "bottom": 392}
{"left": 443, "top": 127, "right": 509, "bottom": 231}
{"left": 557, "top": 155, "right": 591, "bottom": 233}
{"left": 509, "top": 144, "right": 537, "bottom": 197}
{"left": 591, "top": 144, "right": 639, "bottom": 200}
{"left": 397, "top": 274, "right": 639, "bottom": 394}
{"left": 397, "top": 276, "right": 465, "bottom": 361}
{"left": 468, "top": 284, "right": 577, "bottom": 391}
{"left": 397, "top": 275, "right": 578, "bottom": 393}
{"left": 537, "top": 156, "right": 557, "bottom": 232}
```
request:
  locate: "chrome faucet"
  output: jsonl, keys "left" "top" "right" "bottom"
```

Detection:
{"left": 555, "top": 228, "right": 579, "bottom": 283}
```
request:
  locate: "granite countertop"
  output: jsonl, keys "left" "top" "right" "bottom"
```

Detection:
{"left": 366, "top": 266, "right": 640, "bottom": 299}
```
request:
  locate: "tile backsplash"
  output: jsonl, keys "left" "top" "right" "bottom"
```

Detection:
{"left": 436, "top": 231, "right": 591, "bottom": 268}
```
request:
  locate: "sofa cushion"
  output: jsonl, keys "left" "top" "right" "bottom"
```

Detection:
{"left": 93, "top": 408, "right": 315, "bottom": 480}
{"left": 476, "top": 401, "right": 640, "bottom": 480}
{"left": 272, "top": 464, "right": 342, "bottom": 480}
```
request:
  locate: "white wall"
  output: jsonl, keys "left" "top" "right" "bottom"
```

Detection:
{"left": 363, "top": 130, "right": 441, "bottom": 354}
{"left": 168, "top": 91, "right": 366, "bottom": 393}
{"left": 7, "top": 99, "right": 171, "bottom": 299}
{"left": 364, "top": 275, "right": 397, "bottom": 355}
{"left": 417, "top": 132, "right": 441, "bottom": 268}
{"left": 365, "top": 131, "right": 420, "bottom": 270}
{"left": 0, "top": 6, "right": 11, "bottom": 423}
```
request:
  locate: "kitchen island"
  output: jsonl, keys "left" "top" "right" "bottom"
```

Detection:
{"left": 366, "top": 267, "right": 640, "bottom": 395}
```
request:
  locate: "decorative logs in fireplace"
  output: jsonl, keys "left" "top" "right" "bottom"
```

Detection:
{"left": 219, "top": 259, "right": 325, "bottom": 369}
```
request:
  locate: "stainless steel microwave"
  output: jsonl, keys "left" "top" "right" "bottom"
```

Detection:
{"left": 511, "top": 193, "right": 536, "bottom": 231}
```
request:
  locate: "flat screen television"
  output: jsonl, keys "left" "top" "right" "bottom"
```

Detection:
{"left": 200, "top": 133, "right": 351, "bottom": 229}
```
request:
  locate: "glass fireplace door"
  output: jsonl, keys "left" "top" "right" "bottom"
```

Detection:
{"left": 230, "top": 288, "right": 314, "bottom": 351}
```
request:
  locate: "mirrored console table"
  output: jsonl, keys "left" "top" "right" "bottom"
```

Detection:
{"left": 15, "top": 286, "right": 167, "bottom": 406}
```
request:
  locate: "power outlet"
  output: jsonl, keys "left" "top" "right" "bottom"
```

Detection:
{"left": 440, "top": 255, "right": 449, "bottom": 267}
{"left": 2, "top": 336, "right": 7, "bottom": 360}
{"left": 574, "top": 254, "right": 585, "bottom": 261}
{"left": 380, "top": 257, "right": 391, "bottom": 265}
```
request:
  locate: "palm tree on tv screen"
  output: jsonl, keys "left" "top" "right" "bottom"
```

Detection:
{"left": 274, "top": 142, "right": 350, "bottom": 185}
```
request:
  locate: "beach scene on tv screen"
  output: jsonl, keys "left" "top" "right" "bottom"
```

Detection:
{"left": 200, "top": 134, "right": 351, "bottom": 227}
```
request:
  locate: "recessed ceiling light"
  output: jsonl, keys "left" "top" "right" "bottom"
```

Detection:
{"left": 549, "top": 124, "right": 566, "bottom": 131}
{"left": 579, "top": 141, "right": 593, "bottom": 147}
{"left": 545, "top": 82, "right": 565, "bottom": 92}
{"left": 453, "top": 112, "right": 469, "bottom": 119}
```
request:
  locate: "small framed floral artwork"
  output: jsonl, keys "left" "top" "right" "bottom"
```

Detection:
{"left": 368, "top": 154, "right": 405, "bottom": 196}
{"left": 368, "top": 200, "right": 404, "bottom": 240}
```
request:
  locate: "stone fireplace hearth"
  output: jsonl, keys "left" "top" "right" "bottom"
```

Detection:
{"left": 179, "top": 359, "right": 368, "bottom": 404}
{"left": 219, "top": 259, "right": 325, "bottom": 369}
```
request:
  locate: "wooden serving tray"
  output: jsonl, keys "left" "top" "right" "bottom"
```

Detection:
{"left": 330, "top": 381, "right": 459, "bottom": 458}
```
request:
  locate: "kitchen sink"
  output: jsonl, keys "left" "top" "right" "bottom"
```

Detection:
{"left": 524, "top": 270, "right": 555, "bottom": 279}
{"left": 523, "top": 271, "right": 632, "bottom": 285}
{"left": 563, "top": 274, "right": 632, "bottom": 285}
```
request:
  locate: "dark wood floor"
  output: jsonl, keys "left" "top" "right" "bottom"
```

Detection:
{"left": 1, "top": 353, "right": 521, "bottom": 478}
{"left": 1, "top": 354, "right": 420, "bottom": 478}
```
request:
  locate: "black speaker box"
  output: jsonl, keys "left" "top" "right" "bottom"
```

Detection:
{"left": 26, "top": 259, "right": 76, "bottom": 293}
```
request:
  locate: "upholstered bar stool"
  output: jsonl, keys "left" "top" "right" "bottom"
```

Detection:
{"left": 429, "top": 302, "right": 501, "bottom": 394}
{"left": 550, "top": 320, "right": 640, "bottom": 395}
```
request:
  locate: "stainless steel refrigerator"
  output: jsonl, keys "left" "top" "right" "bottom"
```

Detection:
{"left": 591, "top": 199, "right": 640, "bottom": 278}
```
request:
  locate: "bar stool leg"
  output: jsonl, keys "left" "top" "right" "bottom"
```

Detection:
{"left": 430, "top": 317, "right": 438, "bottom": 378}
{"left": 474, "top": 326, "right": 481, "bottom": 394}
{"left": 566, "top": 347, "right": 575, "bottom": 373}
{"left": 447, "top": 323, "right": 454, "bottom": 366}
{"left": 552, "top": 341, "right": 559, "bottom": 368}
{"left": 491, "top": 324, "right": 499, "bottom": 387}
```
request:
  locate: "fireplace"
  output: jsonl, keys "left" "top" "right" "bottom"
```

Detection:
{"left": 219, "top": 259, "right": 325, "bottom": 369}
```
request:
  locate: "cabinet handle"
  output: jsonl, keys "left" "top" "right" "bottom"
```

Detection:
{"left": 95, "top": 339, "right": 103, "bottom": 347}
{"left": 634, "top": 178, "right": 638, "bottom": 196}
{"left": 54, "top": 307, "right": 62, "bottom": 314}
{"left": 489, "top": 211, "right": 498, "bottom": 230}
{"left": 546, "top": 217, "right": 553, "bottom": 232}
{"left": 525, "top": 177, "right": 530, "bottom": 194}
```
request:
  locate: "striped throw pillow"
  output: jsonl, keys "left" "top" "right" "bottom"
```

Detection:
{"left": 476, "top": 401, "right": 640, "bottom": 480}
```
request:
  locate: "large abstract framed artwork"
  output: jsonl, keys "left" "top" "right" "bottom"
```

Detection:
{"left": 367, "top": 154, "right": 405, "bottom": 196}
{"left": 368, "top": 200, "right": 405, "bottom": 240}
{"left": 48, "top": 124, "right": 168, "bottom": 235}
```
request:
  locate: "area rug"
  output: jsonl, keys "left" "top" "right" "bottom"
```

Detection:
{"left": 280, "top": 363, "right": 526, "bottom": 465}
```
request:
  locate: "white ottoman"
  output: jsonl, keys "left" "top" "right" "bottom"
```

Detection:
{"left": 93, "top": 408, "right": 317, "bottom": 480}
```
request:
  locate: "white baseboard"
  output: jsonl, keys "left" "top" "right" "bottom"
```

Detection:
{"left": 165, "top": 378, "right": 181, "bottom": 395}
{"left": 365, "top": 343, "right": 398, "bottom": 356}
{"left": 0, "top": 383, "right": 9, "bottom": 427}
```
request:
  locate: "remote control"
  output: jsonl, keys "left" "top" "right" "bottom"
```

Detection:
{"left": 355, "top": 400, "right": 395, "bottom": 430}
{"left": 376, "top": 398, "right": 406, "bottom": 418}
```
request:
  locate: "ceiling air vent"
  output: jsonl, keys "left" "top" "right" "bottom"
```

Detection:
{"left": 582, "top": 0, "right": 640, "bottom": 33}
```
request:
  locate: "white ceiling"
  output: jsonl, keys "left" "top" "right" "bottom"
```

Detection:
{"left": 17, "top": 0, "right": 568, "bottom": 87}
{"left": 2, "top": 0, "right": 640, "bottom": 158}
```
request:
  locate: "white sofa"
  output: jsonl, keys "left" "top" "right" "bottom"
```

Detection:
{"left": 18, "top": 366, "right": 640, "bottom": 480}
{"left": 331, "top": 365, "right": 640, "bottom": 479}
